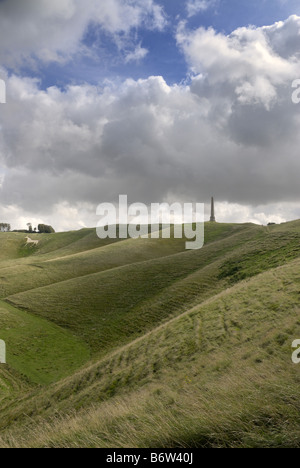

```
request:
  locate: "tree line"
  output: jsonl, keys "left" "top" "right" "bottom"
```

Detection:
{"left": 0, "top": 223, "right": 55, "bottom": 233}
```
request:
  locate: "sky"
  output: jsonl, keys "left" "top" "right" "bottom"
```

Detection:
{"left": 0, "top": 0, "right": 300, "bottom": 230}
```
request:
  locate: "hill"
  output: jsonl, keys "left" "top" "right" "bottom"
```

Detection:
{"left": 0, "top": 221, "right": 299, "bottom": 447}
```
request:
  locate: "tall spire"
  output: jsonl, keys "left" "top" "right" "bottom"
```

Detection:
{"left": 210, "top": 197, "right": 216, "bottom": 222}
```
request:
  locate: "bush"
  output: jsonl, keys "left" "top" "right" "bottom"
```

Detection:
{"left": 38, "top": 224, "right": 55, "bottom": 234}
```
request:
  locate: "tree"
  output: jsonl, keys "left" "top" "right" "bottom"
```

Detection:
{"left": 27, "top": 223, "right": 33, "bottom": 233}
{"left": 0, "top": 223, "right": 11, "bottom": 232}
{"left": 38, "top": 224, "right": 55, "bottom": 234}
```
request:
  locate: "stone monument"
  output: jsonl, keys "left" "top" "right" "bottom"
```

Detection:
{"left": 210, "top": 197, "right": 216, "bottom": 222}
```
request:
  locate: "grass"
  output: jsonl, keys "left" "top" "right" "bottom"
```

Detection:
{"left": 0, "top": 220, "right": 299, "bottom": 447}
{"left": 5, "top": 225, "right": 261, "bottom": 353}
{"left": 0, "top": 301, "right": 89, "bottom": 385}
{"left": 6, "top": 222, "right": 300, "bottom": 355}
{"left": 1, "top": 257, "right": 300, "bottom": 447}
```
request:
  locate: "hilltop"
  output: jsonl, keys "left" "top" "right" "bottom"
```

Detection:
{"left": 0, "top": 220, "right": 300, "bottom": 447}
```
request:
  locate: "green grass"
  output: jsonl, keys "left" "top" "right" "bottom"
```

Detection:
{"left": 1, "top": 257, "right": 300, "bottom": 447}
{"left": 6, "top": 222, "right": 300, "bottom": 356}
{"left": 5, "top": 224, "right": 263, "bottom": 353}
{"left": 0, "top": 301, "right": 89, "bottom": 385}
{"left": 0, "top": 223, "right": 248, "bottom": 297}
{"left": 0, "top": 220, "right": 300, "bottom": 447}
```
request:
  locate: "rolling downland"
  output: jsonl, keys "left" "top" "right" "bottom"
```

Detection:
{"left": 0, "top": 220, "right": 299, "bottom": 447}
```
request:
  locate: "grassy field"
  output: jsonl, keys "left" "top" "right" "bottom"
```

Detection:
{"left": 0, "top": 221, "right": 299, "bottom": 447}
{"left": 0, "top": 301, "right": 89, "bottom": 385}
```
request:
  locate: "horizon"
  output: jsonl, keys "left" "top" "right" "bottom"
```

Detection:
{"left": 3, "top": 217, "right": 300, "bottom": 235}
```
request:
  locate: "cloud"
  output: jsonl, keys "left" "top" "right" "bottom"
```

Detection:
{"left": 186, "top": 0, "right": 217, "bottom": 18}
{"left": 211, "top": 201, "right": 300, "bottom": 225}
{"left": 125, "top": 44, "right": 149, "bottom": 63}
{"left": 1, "top": 16, "right": 300, "bottom": 229}
{"left": 0, "top": 0, "right": 166, "bottom": 67}
{"left": 176, "top": 18, "right": 298, "bottom": 108}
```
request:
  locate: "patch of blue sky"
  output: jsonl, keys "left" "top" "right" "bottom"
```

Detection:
{"left": 6, "top": 0, "right": 299, "bottom": 90}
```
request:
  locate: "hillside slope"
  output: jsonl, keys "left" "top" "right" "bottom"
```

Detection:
{"left": 0, "top": 220, "right": 299, "bottom": 447}
{"left": 1, "top": 257, "right": 300, "bottom": 447}
{"left": 6, "top": 222, "right": 300, "bottom": 355}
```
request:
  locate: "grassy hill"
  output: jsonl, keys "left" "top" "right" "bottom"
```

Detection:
{"left": 0, "top": 221, "right": 300, "bottom": 447}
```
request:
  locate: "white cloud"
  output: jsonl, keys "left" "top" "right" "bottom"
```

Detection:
{"left": 0, "top": 0, "right": 166, "bottom": 66}
{"left": 125, "top": 44, "right": 149, "bottom": 63}
{"left": 177, "top": 18, "right": 298, "bottom": 109}
{"left": 186, "top": 0, "right": 217, "bottom": 18}
{"left": 211, "top": 202, "right": 297, "bottom": 225}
